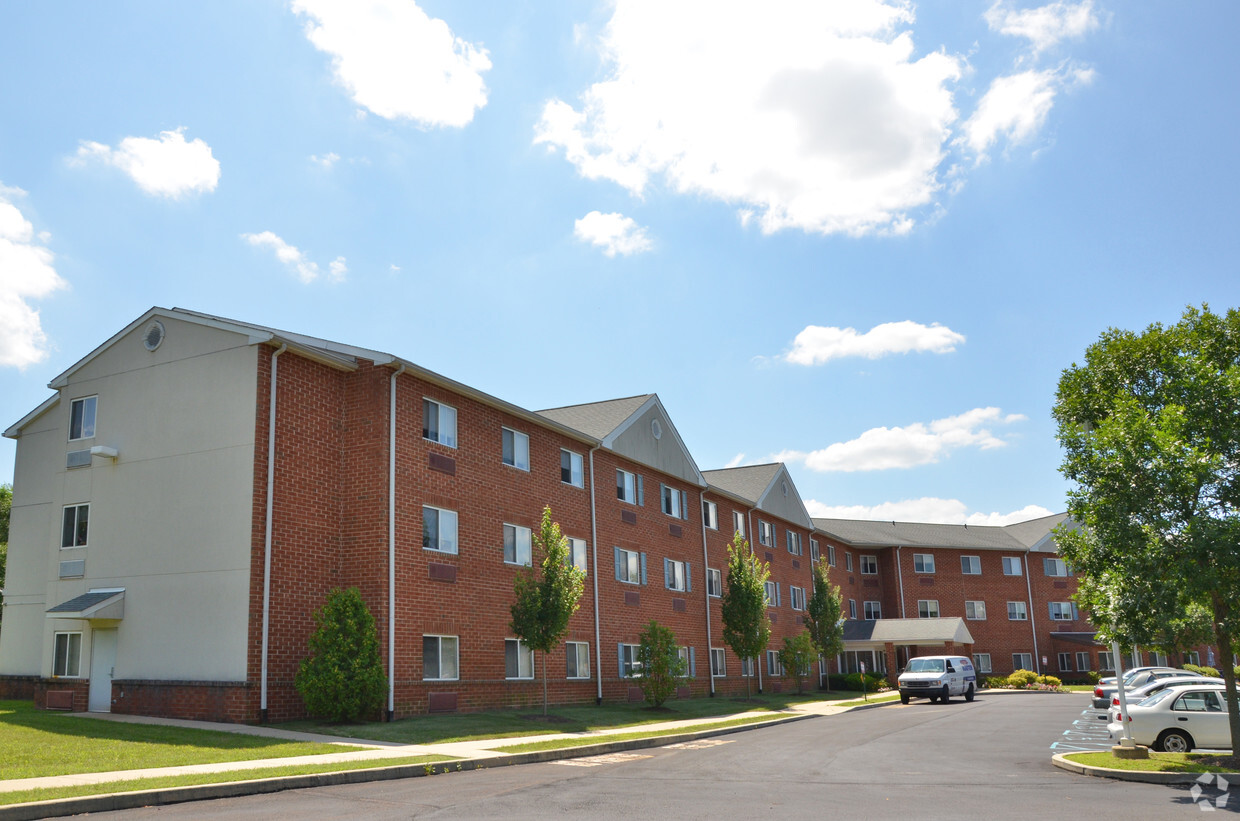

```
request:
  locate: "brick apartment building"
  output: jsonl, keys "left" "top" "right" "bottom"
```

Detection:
{"left": 0, "top": 307, "right": 1219, "bottom": 723}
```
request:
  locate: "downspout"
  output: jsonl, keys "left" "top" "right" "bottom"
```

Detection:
{"left": 387, "top": 364, "right": 405, "bottom": 721}
{"left": 896, "top": 546, "right": 906, "bottom": 619}
{"left": 588, "top": 446, "right": 603, "bottom": 705}
{"left": 699, "top": 490, "right": 714, "bottom": 696}
{"left": 1024, "top": 548, "right": 1040, "bottom": 674}
{"left": 260, "top": 343, "right": 286, "bottom": 723}
{"left": 748, "top": 507, "right": 762, "bottom": 694}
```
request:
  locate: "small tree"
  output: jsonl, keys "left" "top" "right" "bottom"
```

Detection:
{"left": 633, "top": 620, "right": 686, "bottom": 708}
{"left": 778, "top": 632, "right": 818, "bottom": 694}
{"left": 510, "top": 506, "right": 587, "bottom": 715}
{"left": 720, "top": 532, "right": 770, "bottom": 699}
{"left": 803, "top": 557, "right": 844, "bottom": 690}
{"left": 0, "top": 483, "right": 9, "bottom": 626}
{"left": 295, "top": 587, "right": 387, "bottom": 723}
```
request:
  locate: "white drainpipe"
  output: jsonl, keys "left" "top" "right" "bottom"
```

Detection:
{"left": 388, "top": 364, "right": 405, "bottom": 721}
{"left": 699, "top": 490, "right": 714, "bottom": 696}
{"left": 1024, "top": 548, "right": 1040, "bottom": 674}
{"left": 260, "top": 343, "right": 286, "bottom": 722}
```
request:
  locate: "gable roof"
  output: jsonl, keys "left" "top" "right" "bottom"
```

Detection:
{"left": 536, "top": 395, "right": 655, "bottom": 440}
{"left": 703, "top": 463, "right": 813, "bottom": 528}
{"left": 813, "top": 515, "right": 1072, "bottom": 552}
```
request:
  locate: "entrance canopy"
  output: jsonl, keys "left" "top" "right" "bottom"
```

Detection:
{"left": 46, "top": 589, "right": 125, "bottom": 621}
{"left": 842, "top": 617, "right": 974, "bottom": 648}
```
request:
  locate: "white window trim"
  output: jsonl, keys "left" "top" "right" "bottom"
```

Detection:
{"left": 660, "top": 484, "right": 688, "bottom": 520}
{"left": 566, "top": 537, "right": 588, "bottom": 573}
{"left": 561, "top": 449, "right": 584, "bottom": 488}
{"left": 860, "top": 554, "right": 877, "bottom": 575}
{"left": 845, "top": 552, "right": 853, "bottom": 572}
{"left": 703, "top": 500, "right": 718, "bottom": 530}
{"left": 848, "top": 598, "right": 857, "bottom": 619}
{"left": 1058, "top": 652, "right": 1073, "bottom": 672}
{"left": 617, "top": 469, "right": 640, "bottom": 505}
{"left": 710, "top": 647, "right": 726, "bottom": 678}
{"left": 61, "top": 503, "right": 89, "bottom": 549}
{"left": 422, "top": 398, "right": 457, "bottom": 448}
{"left": 706, "top": 567, "right": 722, "bottom": 598}
{"left": 766, "top": 649, "right": 784, "bottom": 677}
{"left": 732, "top": 511, "right": 746, "bottom": 539}
{"left": 790, "top": 586, "right": 805, "bottom": 611}
{"left": 758, "top": 520, "right": 774, "bottom": 547}
{"left": 961, "top": 555, "right": 981, "bottom": 575}
{"left": 863, "top": 601, "right": 881, "bottom": 620}
{"left": 1007, "top": 601, "right": 1028, "bottom": 621}
{"left": 827, "top": 544, "right": 836, "bottom": 566}
{"left": 620, "top": 643, "right": 641, "bottom": 678}
{"left": 665, "top": 558, "right": 689, "bottom": 592}
{"left": 965, "top": 600, "right": 986, "bottom": 620}
{"left": 913, "top": 553, "right": 935, "bottom": 573}
{"left": 1049, "top": 601, "right": 1075, "bottom": 621}
{"left": 973, "top": 653, "right": 992, "bottom": 674}
{"left": 423, "top": 634, "right": 459, "bottom": 681}
{"left": 52, "top": 631, "right": 82, "bottom": 678}
{"left": 1076, "top": 651, "right": 1091, "bottom": 671}
{"left": 1013, "top": 653, "right": 1033, "bottom": 671}
{"left": 69, "top": 396, "right": 97, "bottom": 442}
{"left": 917, "top": 599, "right": 939, "bottom": 619}
{"left": 505, "top": 638, "right": 534, "bottom": 680}
{"left": 786, "top": 531, "right": 802, "bottom": 556}
{"left": 1002, "top": 556, "right": 1023, "bottom": 576}
{"left": 504, "top": 523, "right": 532, "bottom": 566}
{"left": 616, "top": 547, "right": 644, "bottom": 585}
{"left": 422, "top": 505, "right": 458, "bottom": 554}
{"left": 1044, "top": 557, "right": 1069, "bottom": 577}
{"left": 501, "top": 427, "right": 530, "bottom": 471}
{"left": 566, "top": 641, "right": 591, "bottom": 679}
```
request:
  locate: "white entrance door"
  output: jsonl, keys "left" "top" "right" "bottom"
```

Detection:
{"left": 88, "top": 629, "right": 117, "bottom": 712}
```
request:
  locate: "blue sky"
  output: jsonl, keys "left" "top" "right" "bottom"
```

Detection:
{"left": 1, "top": 1, "right": 1235, "bottom": 524}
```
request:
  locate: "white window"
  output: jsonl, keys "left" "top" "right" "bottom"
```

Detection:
{"left": 863, "top": 601, "right": 881, "bottom": 620}
{"left": 703, "top": 500, "right": 718, "bottom": 530}
{"left": 732, "top": 511, "right": 745, "bottom": 539}
{"left": 1186, "top": 651, "right": 1200, "bottom": 666}
{"left": 504, "top": 524, "right": 532, "bottom": 566}
{"left": 706, "top": 567, "right": 722, "bottom": 598}
{"left": 422, "top": 506, "right": 458, "bottom": 554}
{"left": 767, "top": 650, "right": 784, "bottom": 676}
{"left": 619, "top": 643, "right": 641, "bottom": 677}
{"left": 61, "top": 504, "right": 89, "bottom": 548}
{"left": 860, "top": 555, "right": 877, "bottom": 575}
{"left": 828, "top": 544, "right": 836, "bottom": 566}
{"left": 764, "top": 580, "right": 779, "bottom": 607}
{"left": 423, "top": 635, "right": 459, "bottom": 680}
{"left": 918, "top": 600, "right": 939, "bottom": 619}
{"left": 422, "top": 399, "right": 457, "bottom": 448}
{"left": 1007, "top": 601, "right": 1028, "bottom": 621}
{"left": 677, "top": 646, "right": 692, "bottom": 677}
{"left": 1002, "top": 556, "right": 1023, "bottom": 576}
{"left": 758, "top": 520, "right": 774, "bottom": 547}
{"left": 1043, "top": 557, "right": 1070, "bottom": 577}
{"left": 786, "top": 531, "right": 802, "bottom": 555}
{"left": 1151, "top": 651, "right": 1167, "bottom": 667}
{"left": 566, "top": 537, "right": 588, "bottom": 572}
{"left": 617, "top": 469, "right": 642, "bottom": 504}
{"left": 567, "top": 641, "right": 590, "bottom": 679}
{"left": 848, "top": 599, "right": 857, "bottom": 619}
{"left": 505, "top": 639, "right": 533, "bottom": 679}
{"left": 1058, "top": 652, "right": 1072, "bottom": 672}
{"left": 614, "top": 547, "right": 645, "bottom": 584}
{"left": 961, "top": 555, "right": 981, "bottom": 575}
{"left": 710, "top": 647, "right": 726, "bottom": 677}
{"left": 1012, "top": 653, "right": 1033, "bottom": 671}
{"left": 845, "top": 553, "right": 853, "bottom": 572}
{"left": 501, "top": 428, "right": 529, "bottom": 471}
{"left": 561, "top": 450, "right": 584, "bottom": 487}
{"left": 1100, "top": 652, "right": 1115, "bottom": 671}
{"left": 809, "top": 539, "right": 820, "bottom": 562}
{"left": 69, "top": 396, "right": 97, "bottom": 441}
{"left": 913, "top": 553, "right": 935, "bottom": 573}
{"left": 965, "top": 600, "right": 986, "bottom": 620}
{"left": 661, "top": 484, "right": 688, "bottom": 519}
{"left": 740, "top": 656, "right": 755, "bottom": 677}
{"left": 1048, "top": 601, "right": 1076, "bottom": 621}
{"left": 52, "top": 632, "right": 82, "bottom": 677}
{"left": 664, "top": 558, "right": 690, "bottom": 592}
{"left": 973, "top": 653, "right": 992, "bottom": 674}
{"left": 1076, "top": 651, "right": 1091, "bottom": 671}
{"left": 790, "top": 586, "right": 806, "bottom": 611}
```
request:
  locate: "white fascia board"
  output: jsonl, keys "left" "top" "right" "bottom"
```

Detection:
{"left": 753, "top": 463, "right": 814, "bottom": 528}
{"left": 4, "top": 394, "right": 59, "bottom": 439}
{"left": 600, "top": 394, "right": 706, "bottom": 487}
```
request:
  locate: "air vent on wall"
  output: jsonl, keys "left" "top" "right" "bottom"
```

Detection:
{"left": 142, "top": 320, "right": 165, "bottom": 351}
{"left": 66, "top": 450, "right": 91, "bottom": 469}
{"left": 59, "top": 560, "right": 85, "bottom": 579}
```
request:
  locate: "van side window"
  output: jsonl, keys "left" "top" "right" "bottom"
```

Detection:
{"left": 946, "top": 663, "right": 955, "bottom": 673}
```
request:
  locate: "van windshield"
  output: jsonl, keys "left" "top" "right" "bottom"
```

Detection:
{"left": 906, "top": 659, "right": 945, "bottom": 673}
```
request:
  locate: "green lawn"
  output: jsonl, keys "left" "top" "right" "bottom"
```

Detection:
{"left": 0, "top": 701, "right": 366, "bottom": 781}
{"left": 1065, "top": 751, "right": 1239, "bottom": 774}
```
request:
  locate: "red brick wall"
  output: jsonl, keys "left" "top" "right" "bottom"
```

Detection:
{"left": 112, "top": 680, "right": 251, "bottom": 722}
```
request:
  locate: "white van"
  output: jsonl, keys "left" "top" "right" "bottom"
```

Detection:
{"left": 897, "top": 655, "right": 977, "bottom": 704}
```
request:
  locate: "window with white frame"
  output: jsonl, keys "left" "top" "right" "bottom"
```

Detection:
{"left": 661, "top": 484, "right": 688, "bottom": 519}
{"left": 1002, "top": 556, "right": 1023, "bottom": 576}
{"left": 767, "top": 649, "right": 784, "bottom": 676}
{"left": 561, "top": 449, "right": 584, "bottom": 487}
{"left": 740, "top": 656, "right": 755, "bottom": 677}
{"left": 665, "top": 558, "right": 690, "bottom": 592}
{"left": 677, "top": 646, "right": 692, "bottom": 677}
{"left": 501, "top": 427, "right": 529, "bottom": 471}
{"left": 1048, "top": 601, "right": 1076, "bottom": 621}
{"left": 614, "top": 547, "right": 645, "bottom": 584}
{"left": 810, "top": 539, "right": 820, "bottom": 562}
{"left": 845, "top": 552, "right": 853, "bottom": 572}
{"left": 423, "top": 635, "right": 459, "bottom": 680}
{"left": 1076, "top": 651, "right": 1091, "bottom": 671}
{"left": 422, "top": 506, "right": 458, "bottom": 554}
{"left": 422, "top": 399, "right": 457, "bottom": 447}
{"left": 764, "top": 580, "right": 779, "bottom": 607}
{"left": 61, "top": 504, "right": 89, "bottom": 548}
{"left": 1151, "top": 651, "right": 1167, "bottom": 667}
{"left": 710, "top": 647, "right": 726, "bottom": 677}
{"left": 69, "top": 396, "right": 97, "bottom": 441}
{"left": 918, "top": 600, "right": 939, "bottom": 618}
{"left": 566, "top": 537, "right": 588, "bottom": 572}
{"left": 1100, "top": 651, "right": 1115, "bottom": 671}
{"left": 619, "top": 643, "right": 641, "bottom": 677}
{"left": 1012, "top": 653, "right": 1033, "bottom": 671}
{"left": 732, "top": 511, "right": 745, "bottom": 538}
{"left": 863, "top": 601, "right": 881, "bottom": 620}
{"left": 703, "top": 500, "right": 718, "bottom": 530}
{"left": 828, "top": 544, "right": 836, "bottom": 566}
{"left": 961, "top": 555, "right": 981, "bottom": 575}
{"left": 860, "top": 555, "right": 877, "bottom": 575}
{"left": 566, "top": 641, "right": 590, "bottom": 679}
{"left": 617, "top": 469, "right": 641, "bottom": 504}
{"left": 52, "top": 632, "right": 82, "bottom": 677}
{"left": 1186, "top": 651, "right": 1200, "bottom": 666}
{"left": 706, "top": 567, "right": 722, "bottom": 598}
{"left": 848, "top": 599, "right": 857, "bottom": 619}
{"left": 913, "top": 553, "right": 935, "bottom": 573}
{"left": 758, "top": 520, "right": 774, "bottom": 547}
{"left": 973, "top": 653, "right": 992, "bottom": 674}
{"left": 965, "top": 600, "right": 986, "bottom": 620}
{"left": 1058, "top": 652, "right": 1072, "bottom": 672}
{"left": 786, "top": 531, "right": 802, "bottom": 555}
{"left": 505, "top": 639, "right": 533, "bottom": 679}
{"left": 504, "top": 524, "right": 532, "bottom": 566}
{"left": 789, "top": 586, "right": 806, "bottom": 611}
{"left": 1007, "top": 601, "right": 1028, "bottom": 621}
{"left": 1044, "top": 557, "right": 1070, "bottom": 576}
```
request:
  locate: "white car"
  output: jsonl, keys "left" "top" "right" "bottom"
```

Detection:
{"left": 897, "top": 655, "right": 977, "bottom": 704}
{"left": 1106, "top": 676, "right": 1224, "bottom": 724}
{"left": 1108, "top": 684, "right": 1231, "bottom": 753}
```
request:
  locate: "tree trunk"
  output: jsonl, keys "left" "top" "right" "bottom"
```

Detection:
{"left": 1210, "top": 592, "right": 1239, "bottom": 766}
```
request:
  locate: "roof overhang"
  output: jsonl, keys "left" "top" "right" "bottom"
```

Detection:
{"left": 46, "top": 589, "right": 125, "bottom": 621}
{"left": 843, "top": 617, "right": 975, "bottom": 647}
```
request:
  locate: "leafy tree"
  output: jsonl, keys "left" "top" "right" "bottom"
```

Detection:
{"left": 294, "top": 587, "right": 387, "bottom": 722}
{"left": 778, "top": 631, "right": 818, "bottom": 694}
{"left": 509, "top": 506, "right": 586, "bottom": 715}
{"left": 720, "top": 532, "right": 770, "bottom": 699}
{"left": 0, "top": 483, "right": 10, "bottom": 626}
{"left": 1052, "top": 304, "right": 1240, "bottom": 759}
{"left": 803, "top": 557, "right": 844, "bottom": 690}
{"left": 633, "top": 620, "right": 686, "bottom": 708}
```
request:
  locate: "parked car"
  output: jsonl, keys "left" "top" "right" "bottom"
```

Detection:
{"left": 897, "top": 655, "right": 977, "bottom": 704}
{"left": 1108, "top": 684, "right": 1231, "bottom": 753}
{"left": 1106, "top": 676, "right": 1224, "bottom": 724}
{"left": 1092, "top": 667, "right": 1194, "bottom": 709}
{"left": 1097, "top": 665, "right": 1172, "bottom": 688}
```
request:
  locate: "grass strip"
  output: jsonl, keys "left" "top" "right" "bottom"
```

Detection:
{"left": 1064, "top": 751, "right": 1239, "bottom": 774}
{"left": 0, "top": 755, "right": 457, "bottom": 807}
{"left": 835, "top": 694, "right": 901, "bottom": 707}
{"left": 491, "top": 715, "right": 781, "bottom": 753}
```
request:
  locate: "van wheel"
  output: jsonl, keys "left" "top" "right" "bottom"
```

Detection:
{"left": 940, "top": 686, "right": 950, "bottom": 703}
{"left": 965, "top": 684, "right": 975, "bottom": 702}
{"left": 900, "top": 694, "right": 910, "bottom": 704}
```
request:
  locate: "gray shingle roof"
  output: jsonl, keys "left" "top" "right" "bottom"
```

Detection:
{"left": 702, "top": 463, "right": 783, "bottom": 504}
{"left": 536, "top": 395, "right": 654, "bottom": 439}
{"left": 47, "top": 590, "right": 124, "bottom": 614}
{"left": 813, "top": 518, "right": 1027, "bottom": 550}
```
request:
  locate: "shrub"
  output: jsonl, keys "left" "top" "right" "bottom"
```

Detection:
{"left": 1036, "top": 675, "right": 1062, "bottom": 688}
{"left": 777, "top": 632, "right": 818, "bottom": 694}
{"left": 295, "top": 587, "right": 387, "bottom": 723}
{"left": 984, "top": 676, "right": 1009, "bottom": 689}
{"left": 1086, "top": 670, "right": 1102, "bottom": 684}
{"left": 1007, "top": 669, "right": 1038, "bottom": 687}
{"left": 634, "top": 620, "right": 686, "bottom": 708}
{"left": 1183, "top": 663, "right": 1202, "bottom": 675}
{"left": 829, "top": 672, "right": 885, "bottom": 692}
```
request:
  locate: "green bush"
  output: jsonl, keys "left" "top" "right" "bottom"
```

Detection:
{"left": 1086, "top": 670, "right": 1102, "bottom": 684}
{"left": 1036, "top": 675, "right": 1062, "bottom": 688}
{"left": 777, "top": 632, "right": 818, "bottom": 694}
{"left": 1183, "top": 663, "right": 1220, "bottom": 678}
{"left": 828, "top": 672, "right": 885, "bottom": 691}
{"left": 984, "top": 676, "right": 1008, "bottom": 689}
{"left": 295, "top": 588, "right": 387, "bottom": 723}
{"left": 1007, "top": 669, "right": 1038, "bottom": 687}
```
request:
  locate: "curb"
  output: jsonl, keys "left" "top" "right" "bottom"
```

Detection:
{"left": 1052, "top": 753, "right": 1240, "bottom": 784}
{"left": 0, "top": 709, "right": 842, "bottom": 820}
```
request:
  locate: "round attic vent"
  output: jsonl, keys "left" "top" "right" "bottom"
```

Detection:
{"left": 781, "top": 481, "right": 788, "bottom": 497}
{"left": 651, "top": 419, "right": 663, "bottom": 440}
{"left": 143, "top": 320, "right": 165, "bottom": 351}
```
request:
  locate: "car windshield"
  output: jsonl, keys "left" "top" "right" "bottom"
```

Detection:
{"left": 906, "top": 659, "right": 945, "bottom": 673}
{"left": 1137, "top": 688, "right": 1177, "bottom": 707}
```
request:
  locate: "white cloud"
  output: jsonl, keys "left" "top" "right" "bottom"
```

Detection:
{"left": 985, "top": 1, "right": 1099, "bottom": 54}
{"left": 291, "top": 0, "right": 490, "bottom": 128}
{"left": 72, "top": 128, "right": 219, "bottom": 198}
{"left": 779, "top": 407, "right": 1026, "bottom": 472}
{"left": 724, "top": 453, "right": 746, "bottom": 469}
{"left": 784, "top": 320, "right": 964, "bottom": 365}
{"left": 573, "top": 211, "right": 652, "bottom": 257}
{"left": 310, "top": 152, "right": 340, "bottom": 168}
{"left": 0, "top": 185, "right": 66, "bottom": 369}
{"left": 806, "top": 496, "right": 1053, "bottom": 525}
{"left": 241, "top": 231, "right": 346, "bottom": 284}
{"left": 960, "top": 69, "right": 1059, "bottom": 157}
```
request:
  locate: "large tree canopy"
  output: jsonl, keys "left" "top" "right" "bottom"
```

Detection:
{"left": 1053, "top": 304, "right": 1240, "bottom": 757}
